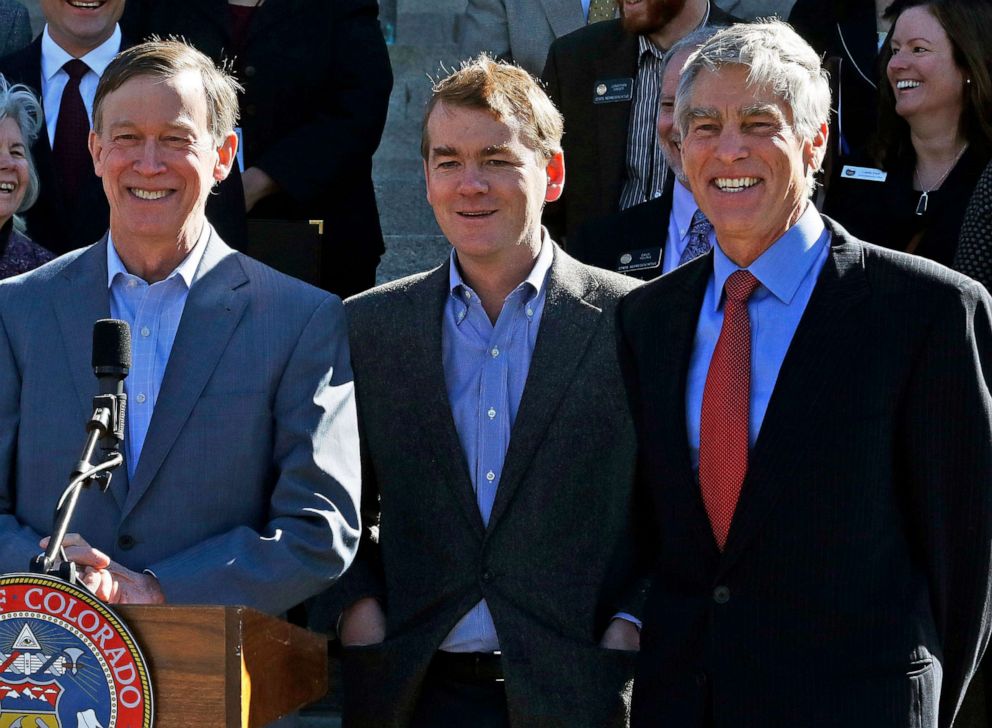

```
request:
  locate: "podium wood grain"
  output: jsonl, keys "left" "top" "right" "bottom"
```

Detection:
{"left": 118, "top": 605, "right": 327, "bottom": 727}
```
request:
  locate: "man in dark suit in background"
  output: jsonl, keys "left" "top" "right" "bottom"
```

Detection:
{"left": 320, "top": 55, "right": 646, "bottom": 727}
{"left": 569, "top": 26, "right": 717, "bottom": 279}
{"left": 541, "top": 0, "right": 736, "bottom": 245}
{"left": 121, "top": 0, "right": 392, "bottom": 299}
{"left": 619, "top": 21, "right": 992, "bottom": 728}
{"left": 0, "top": 0, "right": 246, "bottom": 256}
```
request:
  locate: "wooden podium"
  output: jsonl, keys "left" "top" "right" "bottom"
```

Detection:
{"left": 117, "top": 605, "right": 328, "bottom": 727}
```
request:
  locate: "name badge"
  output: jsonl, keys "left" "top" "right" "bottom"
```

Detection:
{"left": 593, "top": 78, "right": 634, "bottom": 104}
{"left": 617, "top": 247, "right": 662, "bottom": 273}
{"left": 840, "top": 165, "right": 887, "bottom": 182}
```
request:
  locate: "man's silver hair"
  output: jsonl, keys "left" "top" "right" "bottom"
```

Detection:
{"left": 674, "top": 21, "right": 831, "bottom": 192}
{"left": 0, "top": 74, "right": 42, "bottom": 220}
{"left": 661, "top": 25, "right": 722, "bottom": 71}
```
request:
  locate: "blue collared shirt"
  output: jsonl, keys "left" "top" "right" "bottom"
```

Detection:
{"left": 663, "top": 178, "right": 713, "bottom": 275}
{"left": 107, "top": 228, "right": 208, "bottom": 478}
{"left": 439, "top": 238, "right": 554, "bottom": 653}
{"left": 686, "top": 204, "right": 831, "bottom": 469}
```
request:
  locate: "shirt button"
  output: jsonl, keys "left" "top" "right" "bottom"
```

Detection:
{"left": 487, "top": 408, "right": 496, "bottom": 419}
{"left": 140, "top": 326, "right": 150, "bottom": 337}
{"left": 464, "top": 290, "right": 472, "bottom": 300}
{"left": 486, "top": 470, "right": 495, "bottom": 482}
{"left": 127, "top": 279, "right": 137, "bottom": 288}
{"left": 713, "top": 586, "right": 731, "bottom": 604}
{"left": 136, "top": 393, "right": 147, "bottom": 404}
{"left": 490, "top": 347, "right": 499, "bottom": 358}
{"left": 526, "top": 307, "right": 534, "bottom": 317}
{"left": 457, "top": 310, "right": 466, "bottom": 321}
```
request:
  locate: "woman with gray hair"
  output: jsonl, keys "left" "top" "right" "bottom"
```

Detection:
{"left": 0, "top": 74, "right": 51, "bottom": 279}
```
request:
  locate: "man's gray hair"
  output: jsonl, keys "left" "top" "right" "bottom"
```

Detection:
{"left": 675, "top": 20, "right": 830, "bottom": 145}
{"left": 661, "top": 26, "right": 722, "bottom": 72}
{"left": 0, "top": 74, "right": 42, "bottom": 218}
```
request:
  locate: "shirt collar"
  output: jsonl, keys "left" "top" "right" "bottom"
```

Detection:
{"left": 449, "top": 229, "right": 554, "bottom": 306}
{"left": 711, "top": 203, "right": 828, "bottom": 310}
{"left": 107, "top": 225, "right": 210, "bottom": 290}
{"left": 42, "top": 24, "right": 122, "bottom": 82}
{"left": 672, "top": 178, "right": 698, "bottom": 239}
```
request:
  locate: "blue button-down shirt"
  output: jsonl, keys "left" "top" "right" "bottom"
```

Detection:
{"left": 663, "top": 178, "right": 713, "bottom": 275}
{"left": 107, "top": 229, "right": 208, "bottom": 478}
{"left": 686, "top": 204, "right": 831, "bottom": 469}
{"left": 439, "top": 238, "right": 554, "bottom": 653}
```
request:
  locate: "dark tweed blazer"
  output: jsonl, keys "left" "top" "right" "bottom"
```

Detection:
{"left": 619, "top": 217, "right": 992, "bottom": 728}
{"left": 327, "top": 244, "right": 648, "bottom": 727}
{"left": 0, "top": 0, "right": 30, "bottom": 58}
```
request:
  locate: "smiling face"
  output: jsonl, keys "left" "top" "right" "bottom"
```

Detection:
{"left": 0, "top": 117, "right": 29, "bottom": 227}
{"left": 657, "top": 46, "right": 693, "bottom": 181}
{"left": 423, "top": 103, "right": 564, "bottom": 273}
{"left": 41, "top": 0, "right": 125, "bottom": 58}
{"left": 680, "top": 65, "right": 825, "bottom": 263}
{"left": 619, "top": 0, "right": 687, "bottom": 34}
{"left": 88, "top": 70, "right": 236, "bottom": 252}
{"left": 886, "top": 5, "right": 965, "bottom": 126}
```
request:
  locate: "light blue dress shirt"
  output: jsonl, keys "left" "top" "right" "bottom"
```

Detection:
{"left": 439, "top": 238, "right": 554, "bottom": 653}
{"left": 107, "top": 228, "right": 208, "bottom": 478}
{"left": 686, "top": 204, "right": 831, "bottom": 469}
{"left": 581, "top": 0, "right": 591, "bottom": 19}
{"left": 662, "top": 179, "right": 713, "bottom": 275}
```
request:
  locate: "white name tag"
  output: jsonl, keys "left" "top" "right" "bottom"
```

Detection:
{"left": 840, "top": 165, "right": 887, "bottom": 182}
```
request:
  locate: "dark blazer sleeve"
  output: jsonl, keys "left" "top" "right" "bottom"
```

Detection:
{"left": 252, "top": 0, "right": 392, "bottom": 208}
{"left": 903, "top": 278, "right": 992, "bottom": 726}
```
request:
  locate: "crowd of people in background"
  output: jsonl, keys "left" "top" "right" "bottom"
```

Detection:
{"left": 1, "top": 1, "right": 992, "bottom": 728}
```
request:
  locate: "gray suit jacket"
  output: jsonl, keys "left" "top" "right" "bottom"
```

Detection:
{"left": 327, "top": 244, "right": 648, "bottom": 727}
{"left": 0, "top": 0, "right": 30, "bottom": 59}
{"left": 0, "top": 228, "right": 361, "bottom": 614}
{"left": 457, "top": 0, "right": 584, "bottom": 76}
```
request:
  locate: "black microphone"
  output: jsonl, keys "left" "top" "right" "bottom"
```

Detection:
{"left": 91, "top": 319, "right": 130, "bottom": 453}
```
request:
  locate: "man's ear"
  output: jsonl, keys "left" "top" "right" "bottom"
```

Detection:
{"left": 805, "top": 121, "right": 829, "bottom": 174}
{"left": 545, "top": 151, "right": 565, "bottom": 203}
{"left": 214, "top": 132, "right": 238, "bottom": 182}
{"left": 88, "top": 130, "right": 105, "bottom": 177}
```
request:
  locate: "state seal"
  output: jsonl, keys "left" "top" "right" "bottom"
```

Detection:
{"left": 0, "top": 574, "right": 153, "bottom": 728}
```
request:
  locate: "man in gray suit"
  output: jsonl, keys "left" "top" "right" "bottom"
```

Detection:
{"left": 457, "top": 0, "right": 585, "bottom": 76}
{"left": 0, "top": 40, "right": 360, "bottom": 613}
{"left": 0, "top": 0, "right": 31, "bottom": 58}
{"left": 325, "top": 55, "right": 645, "bottom": 727}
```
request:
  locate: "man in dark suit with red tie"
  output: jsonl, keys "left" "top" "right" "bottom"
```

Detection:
{"left": 618, "top": 21, "right": 992, "bottom": 728}
{"left": 0, "top": 0, "right": 246, "bottom": 255}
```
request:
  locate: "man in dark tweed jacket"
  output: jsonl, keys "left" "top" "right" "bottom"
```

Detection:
{"left": 320, "top": 55, "right": 648, "bottom": 727}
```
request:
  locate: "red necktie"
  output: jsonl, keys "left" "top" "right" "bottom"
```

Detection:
{"left": 699, "top": 269, "right": 760, "bottom": 550}
{"left": 53, "top": 59, "right": 91, "bottom": 201}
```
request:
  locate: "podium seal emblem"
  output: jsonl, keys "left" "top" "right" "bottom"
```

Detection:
{"left": 0, "top": 574, "right": 152, "bottom": 728}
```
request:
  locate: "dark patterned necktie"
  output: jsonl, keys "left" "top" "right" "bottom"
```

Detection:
{"left": 699, "top": 270, "right": 760, "bottom": 550}
{"left": 587, "top": 0, "right": 616, "bottom": 24}
{"left": 679, "top": 208, "right": 713, "bottom": 266}
{"left": 53, "top": 59, "right": 91, "bottom": 201}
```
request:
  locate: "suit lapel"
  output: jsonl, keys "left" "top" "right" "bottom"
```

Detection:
{"left": 539, "top": 0, "right": 587, "bottom": 37}
{"left": 122, "top": 230, "right": 249, "bottom": 515}
{"left": 404, "top": 266, "right": 486, "bottom": 537}
{"left": 644, "top": 256, "right": 719, "bottom": 555}
{"left": 720, "top": 223, "right": 870, "bottom": 567}
{"left": 485, "top": 250, "right": 601, "bottom": 531}
{"left": 595, "top": 27, "right": 638, "bottom": 208}
{"left": 50, "top": 240, "right": 131, "bottom": 506}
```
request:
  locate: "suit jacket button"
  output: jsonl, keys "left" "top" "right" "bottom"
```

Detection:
{"left": 118, "top": 534, "right": 136, "bottom": 551}
{"left": 481, "top": 569, "right": 493, "bottom": 583}
{"left": 695, "top": 671, "right": 708, "bottom": 686}
{"left": 713, "top": 586, "right": 730, "bottom": 604}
